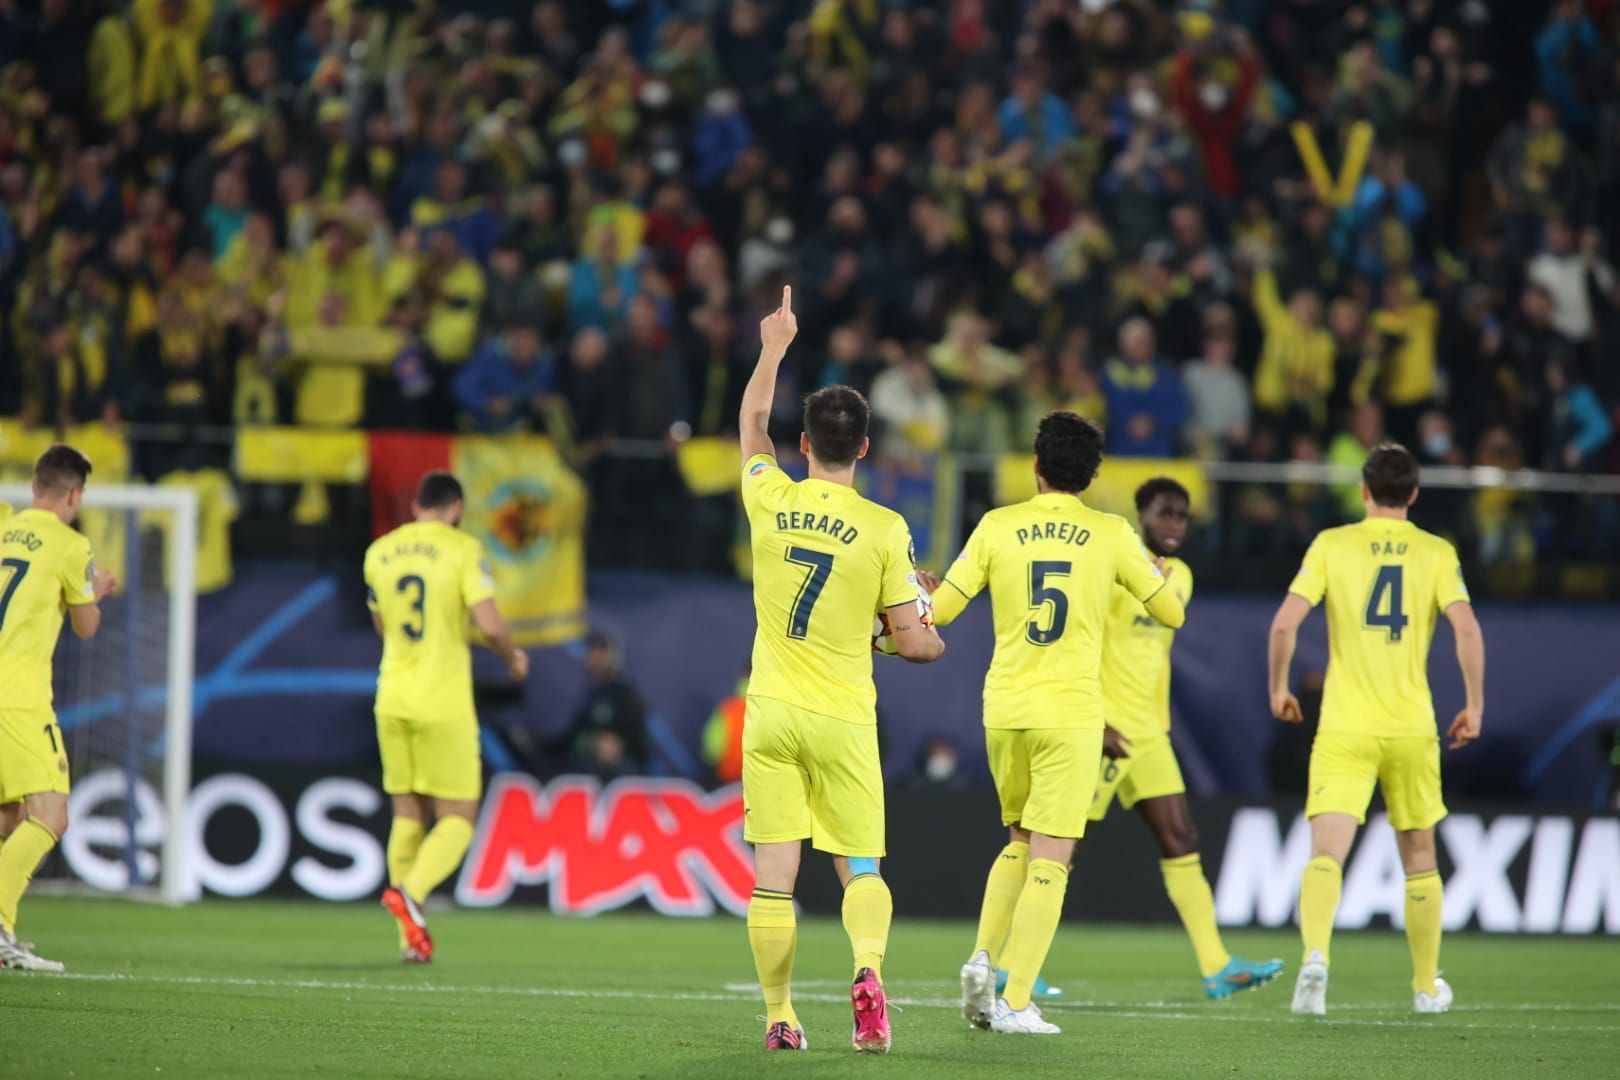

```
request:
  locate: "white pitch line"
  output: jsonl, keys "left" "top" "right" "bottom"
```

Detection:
{"left": 6, "top": 972, "right": 1615, "bottom": 1034}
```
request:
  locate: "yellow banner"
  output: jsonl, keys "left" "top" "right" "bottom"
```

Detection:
{"left": 452, "top": 435, "right": 587, "bottom": 647}
{"left": 236, "top": 427, "right": 370, "bottom": 483}
{"left": 994, "top": 456, "right": 1211, "bottom": 520}
{"left": 677, "top": 437, "right": 743, "bottom": 496}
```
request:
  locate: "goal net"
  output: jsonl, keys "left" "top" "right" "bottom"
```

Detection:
{"left": 0, "top": 482, "right": 198, "bottom": 904}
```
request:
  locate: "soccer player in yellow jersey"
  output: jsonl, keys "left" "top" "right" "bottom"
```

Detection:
{"left": 921, "top": 413, "right": 1185, "bottom": 1035}
{"left": 738, "top": 287, "right": 945, "bottom": 1054}
{"left": 1268, "top": 444, "right": 1485, "bottom": 1016}
{"left": 366, "top": 471, "right": 528, "bottom": 963}
{"left": 1076, "top": 478, "right": 1283, "bottom": 998}
{"left": 0, "top": 446, "right": 117, "bottom": 972}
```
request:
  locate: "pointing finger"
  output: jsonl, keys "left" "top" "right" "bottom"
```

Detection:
{"left": 783, "top": 284, "right": 792, "bottom": 311}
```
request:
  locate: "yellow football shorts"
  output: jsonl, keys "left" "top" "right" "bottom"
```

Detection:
{"left": 1088, "top": 733, "right": 1186, "bottom": 822}
{"left": 376, "top": 714, "right": 482, "bottom": 801}
{"left": 986, "top": 726, "right": 1102, "bottom": 840}
{"left": 741, "top": 695, "right": 884, "bottom": 858}
{"left": 0, "top": 708, "right": 71, "bottom": 805}
{"left": 1306, "top": 732, "right": 1446, "bottom": 831}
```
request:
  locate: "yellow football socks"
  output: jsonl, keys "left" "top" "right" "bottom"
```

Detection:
{"left": 0, "top": 819, "right": 58, "bottom": 933}
{"left": 1161, "top": 854, "right": 1231, "bottom": 977}
{"left": 1299, "top": 854, "right": 1343, "bottom": 965}
{"left": 747, "top": 889, "right": 799, "bottom": 1027}
{"left": 387, "top": 817, "right": 425, "bottom": 887}
{"left": 999, "top": 857, "right": 1070, "bottom": 1011}
{"left": 401, "top": 815, "right": 474, "bottom": 903}
{"left": 841, "top": 874, "right": 892, "bottom": 979}
{"left": 1405, "top": 870, "right": 1443, "bottom": 994}
{"left": 972, "top": 841, "right": 1029, "bottom": 963}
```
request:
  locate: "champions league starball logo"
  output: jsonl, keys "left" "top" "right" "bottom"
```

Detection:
{"left": 482, "top": 478, "right": 556, "bottom": 562}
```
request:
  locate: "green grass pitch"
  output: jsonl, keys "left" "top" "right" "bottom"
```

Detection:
{"left": 1, "top": 898, "right": 1615, "bottom": 1078}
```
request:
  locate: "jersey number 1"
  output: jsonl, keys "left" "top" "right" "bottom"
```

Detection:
{"left": 1364, "top": 564, "right": 1408, "bottom": 642}
{"left": 785, "top": 546, "right": 834, "bottom": 639}
{"left": 0, "top": 558, "right": 30, "bottom": 631}
{"left": 1026, "top": 561, "right": 1071, "bottom": 645}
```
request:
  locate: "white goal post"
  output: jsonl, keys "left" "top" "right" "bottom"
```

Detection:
{"left": 0, "top": 482, "right": 198, "bottom": 905}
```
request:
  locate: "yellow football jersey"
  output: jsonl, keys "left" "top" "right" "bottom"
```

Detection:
{"left": 1288, "top": 518, "right": 1469, "bottom": 738}
{"left": 741, "top": 453, "right": 920, "bottom": 724}
{"left": 0, "top": 508, "right": 97, "bottom": 711}
{"left": 364, "top": 520, "right": 496, "bottom": 725}
{"left": 938, "top": 493, "right": 1177, "bottom": 730}
{"left": 1101, "top": 555, "right": 1192, "bottom": 740}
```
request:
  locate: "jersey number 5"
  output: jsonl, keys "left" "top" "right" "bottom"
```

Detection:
{"left": 1026, "top": 561, "right": 1071, "bottom": 645}
{"left": 784, "top": 546, "right": 834, "bottom": 639}
{"left": 0, "top": 557, "right": 30, "bottom": 631}
{"left": 1364, "top": 564, "right": 1408, "bottom": 642}
{"left": 398, "top": 574, "right": 427, "bottom": 640}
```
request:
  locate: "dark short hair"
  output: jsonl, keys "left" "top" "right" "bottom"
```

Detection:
{"left": 1135, "top": 476, "right": 1190, "bottom": 513}
{"left": 416, "top": 470, "right": 465, "bottom": 511}
{"left": 1363, "top": 443, "right": 1420, "bottom": 507}
{"left": 803, "top": 385, "right": 869, "bottom": 468}
{"left": 1034, "top": 412, "right": 1104, "bottom": 493}
{"left": 34, "top": 444, "right": 93, "bottom": 494}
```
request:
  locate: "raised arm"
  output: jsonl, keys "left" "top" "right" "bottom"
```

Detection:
{"left": 1267, "top": 593, "right": 1312, "bottom": 723}
{"left": 739, "top": 285, "right": 798, "bottom": 464}
{"left": 1444, "top": 601, "right": 1485, "bottom": 749}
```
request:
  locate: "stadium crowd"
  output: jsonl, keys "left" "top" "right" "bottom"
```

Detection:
{"left": 2, "top": 0, "right": 1619, "bottom": 487}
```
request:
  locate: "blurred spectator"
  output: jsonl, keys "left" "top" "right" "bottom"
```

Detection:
{"left": 1543, "top": 362, "right": 1614, "bottom": 473}
{"left": 997, "top": 67, "right": 1074, "bottom": 161}
{"left": 1101, "top": 318, "right": 1185, "bottom": 457}
{"left": 134, "top": 0, "right": 210, "bottom": 111}
{"left": 908, "top": 735, "right": 969, "bottom": 792}
{"left": 870, "top": 343, "right": 949, "bottom": 461}
{"left": 1183, "top": 320, "right": 1250, "bottom": 459}
{"left": 1327, "top": 401, "right": 1385, "bottom": 520}
{"left": 484, "top": 236, "right": 546, "bottom": 335}
{"left": 1527, "top": 218, "right": 1615, "bottom": 348}
{"left": 564, "top": 632, "right": 649, "bottom": 780}
{"left": 1358, "top": 276, "right": 1439, "bottom": 445}
{"left": 1534, "top": 2, "right": 1601, "bottom": 132}
{"left": 1250, "top": 266, "right": 1332, "bottom": 433}
{"left": 453, "top": 321, "right": 557, "bottom": 434}
{"left": 700, "top": 667, "right": 749, "bottom": 786}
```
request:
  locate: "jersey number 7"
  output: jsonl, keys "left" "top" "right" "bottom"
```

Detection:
{"left": 1364, "top": 564, "right": 1408, "bottom": 642}
{"left": 0, "top": 558, "right": 29, "bottom": 631}
{"left": 785, "top": 546, "right": 834, "bottom": 639}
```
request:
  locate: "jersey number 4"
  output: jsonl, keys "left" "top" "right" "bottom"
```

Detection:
{"left": 1027, "top": 560, "right": 1071, "bottom": 645}
{"left": 0, "top": 557, "right": 30, "bottom": 631}
{"left": 784, "top": 546, "right": 834, "bottom": 639}
{"left": 1364, "top": 564, "right": 1408, "bottom": 642}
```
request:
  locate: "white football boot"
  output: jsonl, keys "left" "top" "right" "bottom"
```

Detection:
{"left": 989, "top": 998, "right": 1061, "bottom": 1035}
{"left": 1290, "top": 950, "right": 1328, "bottom": 1016}
{"left": 1413, "top": 977, "right": 1453, "bottom": 1014}
{"left": 960, "top": 949, "right": 996, "bottom": 1030}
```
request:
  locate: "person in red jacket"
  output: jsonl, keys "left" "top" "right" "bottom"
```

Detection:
{"left": 1168, "top": 28, "right": 1259, "bottom": 201}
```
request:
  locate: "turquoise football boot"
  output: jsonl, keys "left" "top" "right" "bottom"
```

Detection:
{"left": 1204, "top": 956, "right": 1286, "bottom": 999}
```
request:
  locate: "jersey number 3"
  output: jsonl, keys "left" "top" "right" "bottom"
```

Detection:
{"left": 785, "top": 546, "right": 834, "bottom": 639}
{"left": 1364, "top": 564, "right": 1408, "bottom": 642}
{"left": 0, "top": 558, "right": 30, "bottom": 631}
{"left": 1027, "top": 561, "right": 1071, "bottom": 645}
{"left": 397, "top": 574, "right": 427, "bottom": 640}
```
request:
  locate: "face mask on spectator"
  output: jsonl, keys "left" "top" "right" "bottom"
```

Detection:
{"left": 1129, "top": 88, "right": 1160, "bottom": 119}
{"left": 651, "top": 148, "right": 681, "bottom": 176}
{"left": 765, "top": 217, "right": 793, "bottom": 245}
{"left": 1424, "top": 432, "right": 1452, "bottom": 459}
{"left": 1199, "top": 81, "right": 1228, "bottom": 111}
{"left": 558, "top": 140, "right": 587, "bottom": 168}
{"left": 706, "top": 89, "right": 740, "bottom": 115}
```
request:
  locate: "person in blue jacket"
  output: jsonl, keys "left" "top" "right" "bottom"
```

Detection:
{"left": 453, "top": 320, "right": 559, "bottom": 433}
{"left": 1102, "top": 318, "right": 1188, "bottom": 458}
